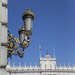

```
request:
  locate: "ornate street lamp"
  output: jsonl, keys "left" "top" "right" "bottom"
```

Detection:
{"left": 19, "top": 8, "right": 34, "bottom": 42}
{"left": 2, "top": 8, "right": 34, "bottom": 58}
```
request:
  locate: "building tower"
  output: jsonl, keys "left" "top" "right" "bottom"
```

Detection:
{"left": 40, "top": 52, "right": 56, "bottom": 75}
{"left": 0, "top": 0, "right": 8, "bottom": 69}
{"left": 40, "top": 53, "right": 56, "bottom": 70}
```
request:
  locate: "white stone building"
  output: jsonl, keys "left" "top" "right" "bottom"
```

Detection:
{"left": 5, "top": 54, "right": 75, "bottom": 75}
{"left": 0, "top": 0, "right": 75, "bottom": 75}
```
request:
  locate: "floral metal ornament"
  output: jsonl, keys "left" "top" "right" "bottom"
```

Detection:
{"left": 8, "top": 31, "right": 25, "bottom": 58}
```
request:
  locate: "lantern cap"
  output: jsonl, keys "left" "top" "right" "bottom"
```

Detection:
{"left": 22, "top": 8, "right": 34, "bottom": 20}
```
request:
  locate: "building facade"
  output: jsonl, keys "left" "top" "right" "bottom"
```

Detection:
{"left": 0, "top": 0, "right": 75, "bottom": 75}
{"left": 5, "top": 54, "right": 75, "bottom": 75}
{"left": 0, "top": 0, "right": 8, "bottom": 75}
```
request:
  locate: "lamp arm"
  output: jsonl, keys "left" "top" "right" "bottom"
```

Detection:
{"left": 7, "top": 30, "right": 27, "bottom": 58}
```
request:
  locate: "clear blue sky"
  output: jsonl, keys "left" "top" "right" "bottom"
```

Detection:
{"left": 8, "top": 0, "right": 75, "bottom": 66}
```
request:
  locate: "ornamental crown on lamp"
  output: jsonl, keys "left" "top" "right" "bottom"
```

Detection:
{"left": 22, "top": 8, "right": 34, "bottom": 20}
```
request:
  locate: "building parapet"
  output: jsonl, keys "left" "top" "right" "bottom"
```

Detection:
{"left": 6, "top": 65, "right": 75, "bottom": 73}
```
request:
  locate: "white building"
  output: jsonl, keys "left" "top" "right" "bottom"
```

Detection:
{"left": 5, "top": 53, "right": 75, "bottom": 75}
{"left": 0, "top": 0, "right": 75, "bottom": 75}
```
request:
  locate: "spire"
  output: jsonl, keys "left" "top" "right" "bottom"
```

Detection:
{"left": 39, "top": 44, "right": 42, "bottom": 57}
{"left": 39, "top": 44, "right": 42, "bottom": 51}
{"left": 46, "top": 49, "right": 48, "bottom": 55}
{"left": 45, "top": 49, "right": 50, "bottom": 58}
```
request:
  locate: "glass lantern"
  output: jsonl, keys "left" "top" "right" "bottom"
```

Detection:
{"left": 22, "top": 8, "right": 34, "bottom": 36}
{"left": 18, "top": 25, "right": 28, "bottom": 42}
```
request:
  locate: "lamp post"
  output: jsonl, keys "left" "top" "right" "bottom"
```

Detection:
{"left": 2, "top": 8, "right": 34, "bottom": 58}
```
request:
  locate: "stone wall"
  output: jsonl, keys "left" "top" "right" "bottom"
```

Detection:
{"left": 0, "top": 0, "right": 8, "bottom": 67}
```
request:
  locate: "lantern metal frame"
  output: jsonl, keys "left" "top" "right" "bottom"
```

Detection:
{"left": 1, "top": 8, "right": 34, "bottom": 58}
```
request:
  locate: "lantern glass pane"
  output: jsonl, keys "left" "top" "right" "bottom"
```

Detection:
{"left": 24, "top": 18, "right": 32, "bottom": 31}
{"left": 20, "top": 32, "right": 28, "bottom": 42}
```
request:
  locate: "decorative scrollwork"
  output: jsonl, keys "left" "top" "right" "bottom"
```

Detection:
{"left": 7, "top": 31, "right": 30, "bottom": 58}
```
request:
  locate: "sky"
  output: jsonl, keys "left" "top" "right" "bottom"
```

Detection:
{"left": 8, "top": 0, "right": 75, "bottom": 66}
